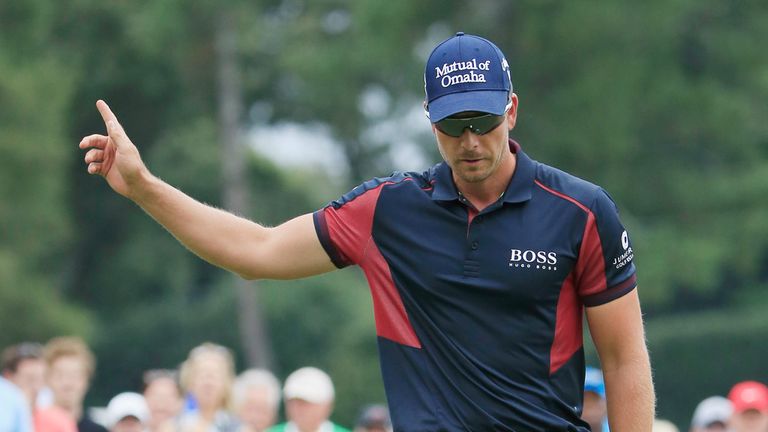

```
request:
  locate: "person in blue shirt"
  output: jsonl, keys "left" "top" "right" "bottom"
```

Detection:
{"left": 79, "top": 32, "right": 654, "bottom": 431}
{"left": 0, "top": 375, "right": 33, "bottom": 432}
{"left": 583, "top": 367, "right": 610, "bottom": 432}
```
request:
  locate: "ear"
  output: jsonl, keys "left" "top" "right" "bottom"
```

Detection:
{"left": 424, "top": 100, "right": 437, "bottom": 134}
{"left": 507, "top": 93, "right": 519, "bottom": 131}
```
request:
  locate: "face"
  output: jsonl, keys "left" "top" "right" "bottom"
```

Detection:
{"left": 236, "top": 387, "right": 278, "bottom": 432}
{"left": 729, "top": 409, "right": 768, "bottom": 432}
{"left": 188, "top": 352, "right": 231, "bottom": 410}
{"left": 112, "top": 417, "right": 144, "bottom": 432}
{"left": 581, "top": 391, "right": 606, "bottom": 431}
{"left": 47, "top": 355, "right": 90, "bottom": 410}
{"left": 7, "top": 358, "right": 46, "bottom": 406}
{"left": 285, "top": 398, "right": 332, "bottom": 432}
{"left": 143, "top": 377, "right": 182, "bottom": 428}
{"left": 432, "top": 94, "right": 518, "bottom": 186}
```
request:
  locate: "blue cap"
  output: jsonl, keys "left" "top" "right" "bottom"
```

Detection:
{"left": 584, "top": 367, "right": 606, "bottom": 398}
{"left": 424, "top": 32, "right": 512, "bottom": 122}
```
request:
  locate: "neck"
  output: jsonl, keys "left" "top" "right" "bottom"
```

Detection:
{"left": 198, "top": 405, "right": 219, "bottom": 421}
{"left": 61, "top": 404, "right": 82, "bottom": 421}
{"left": 454, "top": 150, "right": 516, "bottom": 211}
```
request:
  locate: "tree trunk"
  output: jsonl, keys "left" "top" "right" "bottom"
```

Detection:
{"left": 215, "top": 10, "right": 273, "bottom": 369}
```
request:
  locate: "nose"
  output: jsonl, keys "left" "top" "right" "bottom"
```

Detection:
{"left": 459, "top": 128, "right": 480, "bottom": 149}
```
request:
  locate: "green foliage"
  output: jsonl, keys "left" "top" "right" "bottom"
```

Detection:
{"left": 0, "top": 35, "right": 90, "bottom": 345}
{"left": 646, "top": 305, "right": 768, "bottom": 428}
{"left": 0, "top": 251, "right": 91, "bottom": 348}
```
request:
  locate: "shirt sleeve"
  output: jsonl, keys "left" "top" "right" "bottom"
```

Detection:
{"left": 312, "top": 182, "right": 385, "bottom": 268}
{"left": 576, "top": 188, "right": 637, "bottom": 307}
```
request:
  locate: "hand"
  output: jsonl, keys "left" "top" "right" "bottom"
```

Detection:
{"left": 79, "top": 100, "right": 149, "bottom": 198}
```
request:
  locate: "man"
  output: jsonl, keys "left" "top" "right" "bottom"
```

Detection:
{"left": 2, "top": 343, "right": 46, "bottom": 414}
{"left": 689, "top": 396, "right": 731, "bottom": 432}
{"left": 232, "top": 369, "right": 281, "bottom": 432}
{"left": 44, "top": 337, "right": 108, "bottom": 432}
{"left": 105, "top": 392, "right": 150, "bottom": 432}
{"left": 141, "top": 370, "right": 183, "bottom": 432}
{"left": 267, "top": 367, "right": 349, "bottom": 432}
{"left": 353, "top": 405, "right": 391, "bottom": 432}
{"left": 2, "top": 342, "right": 77, "bottom": 432}
{"left": 79, "top": 32, "right": 654, "bottom": 431}
{"left": 727, "top": 381, "right": 768, "bottom": 432}
{"left": 582, "top": 367, "right": 609, "bottom": 432}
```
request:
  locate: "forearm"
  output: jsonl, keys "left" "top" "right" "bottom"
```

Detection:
{"left": 603, "top": 352, "right": 655, "bottom": 432}
{"left": 130, "top": 172, "right": 270, "bottom": 278}
{"left": 82, "top": 101, "right": 333, "bottom": 280}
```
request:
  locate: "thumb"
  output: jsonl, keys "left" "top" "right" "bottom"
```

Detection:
{"left": 95, "top": 99, "right": 126, "bottom": 146}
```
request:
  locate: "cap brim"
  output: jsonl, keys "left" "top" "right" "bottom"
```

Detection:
{"left": 428, "top": 90, "right": 509, "bottom": 122}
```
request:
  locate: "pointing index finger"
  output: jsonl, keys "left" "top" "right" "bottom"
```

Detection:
{"left": 95, "top": 99, "right": 123, "bottom": 137}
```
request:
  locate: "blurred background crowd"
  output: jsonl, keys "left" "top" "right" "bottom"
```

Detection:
{"left": 1, "top": 0, "right": 767, "bottom": 430}
{"left": 3, "top": 340, "right": 768, "bottom": 432}
{"left": 1, "top": 338, "right": 390, "bottom": 432}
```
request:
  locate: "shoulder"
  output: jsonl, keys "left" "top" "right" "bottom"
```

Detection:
{"left": 329, "top": 168, "right": 435, "bottom": 209}
{"left": 78, "top": 416, "right": 108, "bottom": 432}
{"left": 532, "top": 161, "right": 616, "bottom": 214}
{"left": 0, "top": 376, "right": 23, "bottom": 398}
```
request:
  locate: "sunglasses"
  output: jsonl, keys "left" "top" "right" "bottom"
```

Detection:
{"left": 434, "top": 112, "right": 506, "bottom": 137}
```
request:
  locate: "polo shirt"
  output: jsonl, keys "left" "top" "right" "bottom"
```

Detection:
{"left": 313, "top": 140, "right": 637, "bottom": 431}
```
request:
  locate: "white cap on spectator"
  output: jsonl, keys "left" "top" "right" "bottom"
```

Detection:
{"left": 283, "top": 367, "right": 335, "bottom": 404}
{"left": 691, "top": 396, "right": 732, "bottom": 428}
{"left": 106, "top": 392, "right": 149, "bottom": 427}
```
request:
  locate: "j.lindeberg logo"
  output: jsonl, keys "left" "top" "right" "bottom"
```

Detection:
{"left": 613, "top": 230, "right": 634, "bottom": 270}
{"left": 509, "top": 249, "right": 558, "bottom": 271}
{"left": 435, "top": 58, "right": 491, "bottom": 88}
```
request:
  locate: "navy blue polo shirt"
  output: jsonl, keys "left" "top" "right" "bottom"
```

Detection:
{"left": 313, "top": 140, "right": 637, "bottom": 431}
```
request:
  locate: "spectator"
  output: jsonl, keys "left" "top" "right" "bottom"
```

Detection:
{"left": 2, "top": 343, "right": 46, "bottom": 411}
{"left": 142, "top": 370, "right": 182, "bottom": 432}
{"left": 232, "top": 369, "right": 280, "bottom": 432}
{"left": 2, "top": 342, "right": 77, "bottom": 432}
{"left": 582, "top": 367, "right": 608, "bottom": 432}
{"left": 268, "top": 367, "right": 349, "bottom": 432}
{"left": 653, "top": 419, "right": 679, "bottom": 432}
{"left": 44, "top": 337, "right": 107, "bottom": 432}
{"left": 0, "top": 372, "right": 32, "bottom": 432}
{"left": 164, "top": 343, "right": 240, "bottom": 432}
{"left": 727, "top": 380, "right": 768, "bottom": 432}
{"left": 353, "top": 405, "right": 391, "bottom": 432}
{"left": 105, "top": 392, "right": 149, "bottom": 432}
{"left": 689, "top": 396, "right": 731, "bottom": 432}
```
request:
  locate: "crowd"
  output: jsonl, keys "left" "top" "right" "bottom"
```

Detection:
{"left": 583, "top": 367, "right": 768, "bottom": 432}
{"left": 0, "top": 338, "right": 390, "bottom": 432}
{"left": 2, "top": 337, "right": 767, "bottom": 432}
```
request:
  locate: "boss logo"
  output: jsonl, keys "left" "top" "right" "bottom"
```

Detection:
{"left": 509, "top": 249, "right": 558, "bottom": 270}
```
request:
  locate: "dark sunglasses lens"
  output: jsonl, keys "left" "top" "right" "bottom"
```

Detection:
{"left": 435, "top": 119, "right": 465, "bottom": 137}
{"left": 471, "top": 115, "right": 503, "bottom": 134}
{"left": 436, "top": 114, "right": 503, "bottom": 137}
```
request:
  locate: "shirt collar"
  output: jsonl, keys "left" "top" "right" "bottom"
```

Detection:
{"left": 284, "top": 421, "right": 336, "bottom": 432}
{"left": 431, "top": 139, "right": 535, "bottom": 204}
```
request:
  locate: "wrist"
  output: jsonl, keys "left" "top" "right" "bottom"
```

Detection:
{"left": 126, "top": 169, "right": 162, "bottom": 203}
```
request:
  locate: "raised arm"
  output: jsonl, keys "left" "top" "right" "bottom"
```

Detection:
{"left": 585, "top": 288, "right": 655, "bottom": 432}
{"left": 79, "top": 100, "right": 336, "bottom": 280}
